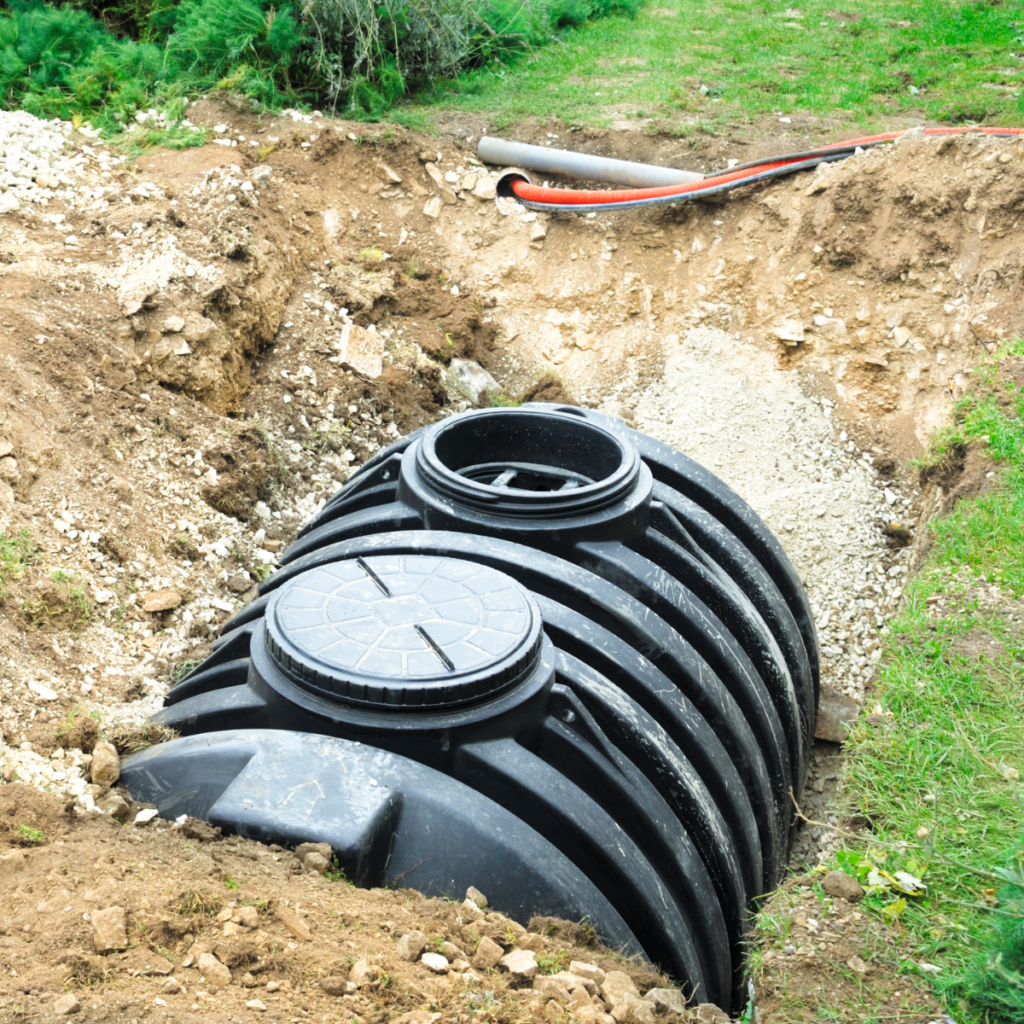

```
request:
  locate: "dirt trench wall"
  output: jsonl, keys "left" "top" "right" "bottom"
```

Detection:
{"left": 438, "top": 131, "right": 1024, "bottom": 456}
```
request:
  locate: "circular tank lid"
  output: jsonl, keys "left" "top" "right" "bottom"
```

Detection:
{"left": 266, "top": 555, "right": 543, "bottom": 710}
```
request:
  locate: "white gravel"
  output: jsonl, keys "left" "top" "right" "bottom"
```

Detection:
{"left": 0, "top": 109, "right": 120, "bottom": 214}
{"left": 629, "top": 325, "right": 913, "bottom": 704}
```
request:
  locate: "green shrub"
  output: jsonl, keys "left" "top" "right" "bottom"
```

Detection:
{"left": 0, "top": 0, "right": 643, "bottom": 130}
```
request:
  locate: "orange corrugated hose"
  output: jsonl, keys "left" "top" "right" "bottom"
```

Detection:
{"left": 509, "top": 127, "right": 1024, "bottom": 208}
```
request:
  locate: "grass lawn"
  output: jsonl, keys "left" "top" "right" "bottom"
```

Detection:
{"left": 414, "top": 0, "right": 1024, "bottom": 134}
{"left": 751, "top": 346, "right": 1024, "bottom": 1023}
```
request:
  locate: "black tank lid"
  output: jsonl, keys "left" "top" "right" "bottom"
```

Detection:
{"left": 266, "top": 554, "right": 543, "bottom": 710}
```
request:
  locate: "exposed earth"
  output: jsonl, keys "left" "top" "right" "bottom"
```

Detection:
{"left": 1, "top": 100, "right": 1021, "bottom": 1023}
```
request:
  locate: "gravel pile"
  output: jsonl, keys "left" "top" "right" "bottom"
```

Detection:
{"left": 628, "top": 325, "right": 912, "bottom": 705}
{"left": 0, "top": 110, "right": 120, "bottom": 214}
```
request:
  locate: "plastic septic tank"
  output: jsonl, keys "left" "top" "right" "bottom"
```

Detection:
{"left": 122, "top": 404, "right": 819, "bottom": 1013}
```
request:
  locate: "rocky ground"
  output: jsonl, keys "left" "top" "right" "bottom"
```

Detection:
{"left": 1, "top": 101, "right": 1019, "bottom": 1022}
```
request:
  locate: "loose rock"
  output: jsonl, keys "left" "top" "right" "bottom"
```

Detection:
{"left": 599, "top": 971, "right": 640, "bottom": 1008}
{"left": 822, "top": 869, "right": 865, "bottom": 902}
{"left": 91, "top": 906, "right": 128, "bottom": 953}
{"left": 815, "top": 684, "right": 861, "bottom": 743}
{"left": 497, "top": 948, "right": 537, "bottom": 982}
{"left": 421, "top": 952, "right": 450, "bottom": 974}
{"left": 466, "top": 885, "right": 488, "bottom": 908}
{"left": 397, "top": 930, "right": 427, "bottom": 961}
{"left": 472, "top": 936, "right": 505, "bottom": 970}
{"left": 642, "top": 989, "right": 686, "bottom": 1014}
{"left": 197, "top": 952, "right": 232, "bottom": 991}
{"left": 90, "top": 741, "right": 121, "bottom": 787}
{"left": 54, "top": 994, "right": 80, "bottom": 1015}
{"left": 321, "top": 976, "right": 356, "bottom": 996}
{"left": 141, "top": 588, "right": 183, "bottom": 613}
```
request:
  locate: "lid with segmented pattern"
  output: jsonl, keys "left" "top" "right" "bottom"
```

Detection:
{"left": 265, "top": 554, "right": 543, "bottom": 709}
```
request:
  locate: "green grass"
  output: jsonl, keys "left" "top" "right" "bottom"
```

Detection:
{"left": 0, "top": 528, "right": 37, "bottom": 600}
{"left": 828, "top": 341, "right": 1024, "bottom": 1023}
{"left": 16, "top": 824, "right": 45, "bottom": 844}
{"left": 416, "top": 0, "right": 1024, "bottom": 133}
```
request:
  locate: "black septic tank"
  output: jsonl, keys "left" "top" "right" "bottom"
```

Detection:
{"left": 122, "top": 404, "right": 819, "bottom": 1014}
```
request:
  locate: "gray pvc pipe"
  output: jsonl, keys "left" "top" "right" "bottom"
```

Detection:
{"left": 477, "top": 136, "right": 703, "bottom": 188}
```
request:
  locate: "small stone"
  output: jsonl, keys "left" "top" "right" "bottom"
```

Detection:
{"left": 599, "top": 972, "right": 640, "bottom": 1008}
{"left": 395, "top": 933, "right": 423, "bottom": 962}
{"left": 272, "top": 900, "right": 311, "bottom": 942}
{"left": 54, "top": 994, "right": 80, "bottom": 1015}
{"left": 534, "top": 978, "right": 571, "bottom": 1005}
{"left": 226, "top": 573, "right": 251, "bottom": 594}
{"left": 197, "top": 952, "right": 232, "bottom": 991}
{"left": 397, "top": 931, "right": 427, "bottom": 961}
{"left": 348, "top": 960, "right": 377, "bottom": 987}
{"left": 246, "top": 999, "right": 267, "bottom": 1011}
{"left": 812, "top": 314, "right": 847, "bottom": 336}
{"left": 90, "top": 741, "right": 121, "bottom": 787}
{"left": 183, "top": 316, "right": 217, "bottom": 344}
{"left": 530, "top": 222, "right": 547, "bottom": 242}
{"left": 0, "top": 456, "right": 18, "bottom": 482}
{"left": 814, "top": 684, "right": 860, "bottom": 743}
{"left": 422, "top": 952, "right": 450, "bottom": 974}
{"left": 460, "top": 898, "right": 485, "bottom": 921}
{"left": 449, "top": 359, "right": 500, "bottom": 402}
{"left": 378, "top": 163, "right": 402, "bottom": 184}
{"left": 497, "top": 948, "right": 537, "bottom": 982}
{"left": 241, "top": 973, "right": 258, "bottom": 988}
{"left": 0, "top": 438, "right": 12, "bottom": 458}
{"left": 134, "top": 808, "right": 159, "bottom": 825}
{"left": 642, "top": 989, "right": 686, "bottom": 1014}
{"left": 466, "top": 886, "right": 488, "bottom": 908}
{"left": 822, "top": 870, "right": 865, "bottom": 902}
{"left": 693, "top": 1004, "right": 731, "bottom": 1024}
{"left": 295, "top": 841, "right": 333, "bottom": 862}
{"left": 141, "top": 588, "right": 183, "bottom": 613}
{"left": 773, "top": 320, "right": 806, "bottom": 345}
{"left": 473, "top": 178, "right": 497, "bottom": 201}
{"left": 92, "top": 906, "right": 128, "bottom": 952}
{"left": 337, "top": 323, "right": 384, "bottom": 378}
{"left": 440, "top": 941, "right": 465, "bottom": 961}
{"left": 162, "top": 977, "right": 184, "bottom": 994}
{"left": 162, "top": 316, "right": 185, "bottom": 334}
{"left": 610, "top": 994, "right": 656, "bottom": 1024}
{"left": 321, "top": 977, "right": 356, "bottom": 996}
{"left": 472, "top": 936, "right": 504, "bottom": 970}
{"left": 846, "top": 955, "right": 869, "bottom": 974}
{"left": 235, "top": 906, "right": 261, "bottom": 929}
{"left": 423, "top": 196, "right": 442, "bottom": 219}
{"left": 569, "top": 962, "right": 605, "bottom": 985}
{"left": 303, "top": 852, "right": 330, "bottom": 875}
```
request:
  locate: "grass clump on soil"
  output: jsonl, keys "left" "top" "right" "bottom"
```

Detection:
{"left": 419, "top": 0, "right": 1024, "bottom": 133}
{"left": 802, "top": 341, "right": 1024, "bottom": 1024}
{"left": 0, "top": 0, "right": 639, "bottom": 141}
{"left": 0, "top": 528, "right": 38, "bottom": 600}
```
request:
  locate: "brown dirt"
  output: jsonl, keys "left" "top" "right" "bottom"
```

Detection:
{"left": 751, "top": 876, "right": 944, "bottom": 1024}
{"left": 4, "top": 99, "right": 1024, "bottom": 1022}
{"left": 520, "top": 373, "right": 579, "bottom": 406}
{"left": 0, "top": 785, "right": 686, "bottom": 1024}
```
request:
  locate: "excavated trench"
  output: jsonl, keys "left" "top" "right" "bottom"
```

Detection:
{"left": 3, "top": 105, "right": 1022, "bottom": 1017}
